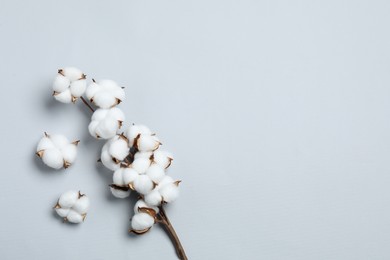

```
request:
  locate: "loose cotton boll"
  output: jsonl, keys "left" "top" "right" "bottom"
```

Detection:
{"left": 152, "top": 150, "right": 173, "bottom": 169}
{"left": 89, "top": 108, "right": 125, "bottom": 139}
{"left": 54, "top": 191, "right": 90, "bottom": 224}
{"left": 86, "top": 79, "right": 125, "bottom": 108}
{"left": 53, "top": 67, "right": 87, "bottom": 103}
{"left": 36, "top": 133, "right": 79, "bottom": 170}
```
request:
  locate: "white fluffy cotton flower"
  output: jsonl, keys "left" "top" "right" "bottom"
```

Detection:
{"left": 54, "top": 190, "right": 90, "bottom": 224}
{"left": 86, "top": 79, "right": 125, "bottom": 108}
{"left": 53, "top": 67, "right": 87, "bottom": 103}
{"left": 125, "top": 124, "right": 161, "bottom": 152}
{"left": 109, "top": 167, "right": 139, "bottom": 198}
{"left": 36, "top": 133, "right": 79, "bottom": 169}
{"left": 130, "top": 199, "right": 158, "bottom": 234}
{"left": 88, "top": 108, "right": 125, "bottom": 139}
{"left": 100, "top": 135, "right": 130, "bottom": 171}
{"left": 110, "top": 186, "right": 131, "bottom": 199}
{"left": 144, "top": 176, "right": 181, "bottom": 206}
{"left": 151, "top": 150, "right": 173, "bottom": 169}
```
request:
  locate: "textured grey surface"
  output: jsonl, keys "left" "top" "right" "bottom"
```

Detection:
{"left": 1, "top": 0, "right": 390, "bottom": 259}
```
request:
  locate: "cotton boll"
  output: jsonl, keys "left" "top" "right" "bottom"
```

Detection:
{"left": 133, "top": 175, "right": 154, "bottom": 195}
{"left": 159, "top": 183, "right": 179, "bottom": 203}
{"left": 101, "top": 145, "right": 120, "bottom": 171}
{"left": 86, "top": 81, "right": 99, "bottom": 99}
{"left": 152, "top": 150, "right": 173, "bottom": 169}
{"left": 125, "top": 124, "right": 151, "bottom": 146}
{"left": 131, "top": 212, "right": 155, "bottom": 231}
{"left": 112, "top": 168, "right": 138, "bottom": 186}
{"left": 158, "top": 175, "right": 174, "bottom": 187}
{"left": 86, "top": 79, "right": 125, "bottom": 108}
{"left": 131, "top": 157, "right": 151, "bottom": 174}
{"left": 53, "top": 67, "right": 86, "bottom": 104}
{"left": 54, "top": 89, "right": 72, "bottom": 103}
{"left": 66, "top": 209, "right": 84, "bottom": 224}
{"left": 92, "top": 92, "right": 117, "bottom": 109}
{"left": 146, "top": 164, "right": 165, "bottom": 183}
{"left": 42, "top": 148, "right": 64, "bottom": 169}
{"left": 134, "top": 199, "right": 159, "bottom": 214}
{"left": 72, "top": 196, "right": 90, "bottom": 214}
{"left": 94, "top": 117, "right": 119, "bottom": 139}
{"left": 137, "top": 135, "right": 160, "bottom": 152}
{"left": 134, "top": 151, "right": 153, "bottom": 160}
{"left": 89, "top": 108, "right": 125, "bottom": 139}
{"left": 113, "top": 168, "right": 125, "bottom": 186}
{"left": 110, "top": 187, "right": 131, "bottom": 199}
{"left": 58, "top": 190, "right": 79, "bottom": 208}
{"left": 36, "top": 134, "right": 79, "bottom": 170}
{"left": 61, "top": 144, "right": 77, "bottom": 164}
{"left": 62, "top": 67, "right": 84, "bottom": 81}
{"left": 53, "top": 75, "right": 70, "bottom": 92}
{"left": 109, "top": 137, "right": 129, "bottom": 161}
{"left": 144, "top": 190, "right": 163, "bottom": 206}
{"left": 37, "top": 136, "right": 54, "bottom": 151}
{"left": 50, "top": 134, "right": 69, "bottom": 149}
{"left": 54, "top": 191, "right": 89, "bottom": 224}
{"left": 55, "top": 208, "right": 70, "bottom": 218}
{"left": 122, "top": 168, "right": 139, "bottom": 185}
{"left": 70, "top": 79, "right": 87, "bottom": 97}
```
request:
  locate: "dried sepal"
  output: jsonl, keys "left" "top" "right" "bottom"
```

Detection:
{"left": 109, "top": 184, "right": 130, "bottom": 192}
{"left": 36, "top": 150, "right": 44, "bottom": 158}
{"left": 129, "top": 227, "right": 151, "bottom": 235}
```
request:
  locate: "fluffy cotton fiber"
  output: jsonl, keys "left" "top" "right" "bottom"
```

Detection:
{"left": 36, "top": 133, "right": 79, "bottom": 170}
{"left": 86, "top": 79, "right": 125, "bottom": 109}
{"left": 53, "top": 67, "right": 87, "bottom": 103}
{"left": 54, "top": 190, "right": 90, "bottom": 224}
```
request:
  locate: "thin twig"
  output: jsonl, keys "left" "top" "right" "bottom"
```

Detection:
{"left": 80, "top": 96, "right": 95, "bottom": 112}
{"left": 158, "top": 206, "right": 188, "bottom": 260}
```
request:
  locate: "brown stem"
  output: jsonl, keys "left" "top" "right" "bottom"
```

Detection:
{"left": 158, "top": 206, "right": 188, "bottom": 260}
{"left": 80, "top": 96, "right": 95, "bottom": 112}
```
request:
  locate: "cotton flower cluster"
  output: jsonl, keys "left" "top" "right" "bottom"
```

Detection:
{"left": 53, "top": 67, "right": 87, "bottom": 103}
{"left": 54, "top": 190, "right": 90, "bottom": 223}
{"left": 36, "top": 133, "right": 79, "bottom": 169}
{"left": 99, "top": 124, "right": 180, "bottom": 234}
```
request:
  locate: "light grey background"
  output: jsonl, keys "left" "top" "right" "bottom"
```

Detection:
{"left": 1, "top": 0, "right": 390, "bottom": 259}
